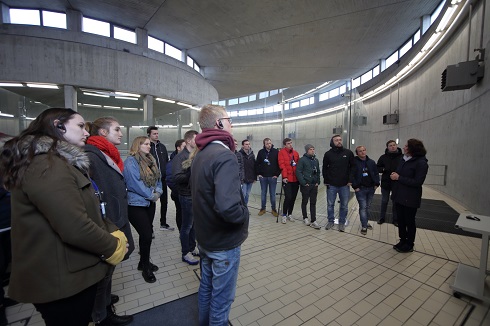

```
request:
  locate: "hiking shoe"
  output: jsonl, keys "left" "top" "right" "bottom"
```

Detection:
{"left": 303, "top": 218, "right": 311, "bottom": 226}
{"left": 338, "top": 224, "right": 345, "bottom": 232}
{"left": 310, "top": 221, "right": 321, "bottom": 229}
{"left": 191, "top": 247, "right": 200, "bottom": 257}
{"left": 367, "top": 223, "right": 373, "bottom": 230}
{"left": 325, "top": 222, "right": 335, "bottom": 230}
{"left": 377, "top": 218, "right": 385, "bottom": 225}
{"left": 160, "top": 224, "right": 175, "bottom": 231}
{"left": 395, "top": 243, "right": 414, "bottom": 253}
{"left": 271, "top": 209, "right": 279, "bottom": 217}
{"left": 287, "top": 215, "right": 294, "bottom": 222}
{"left": 258, "top": 209, "right": 266, "bottom": 216}
{"left": 182, "top": 252, "right": 199, "bottom": 265}
{"left": 281, "top": 216, "right": 287, "bottom": 224}
{"left": 360, "top": 227, "right": 367, "bottom": 235}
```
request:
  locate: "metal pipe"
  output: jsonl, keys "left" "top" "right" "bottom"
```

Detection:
{"left": 480, "top": 0, "right": 486, "bottom": 50}
{"left": 467, "top": 3, "right": 473, "bottom": 61}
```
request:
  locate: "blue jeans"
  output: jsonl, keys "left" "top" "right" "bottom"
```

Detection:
{"left": 326, "top": 185, "right": 350, "bottom": 224}
{"left": 242, "top": 182, "right": 253, "bottom": 205}
{"left": 259, "top": 177, "right": 277, "bottom": 210}
{"left": 198, "top": 246, "right": 241, "bottom": 326}
{"left": 355, "top": 187, "right": 375, "bottom": 228}
{"left": 380, "top": 187, "right": 397, "bottom": 223}
{"left": 179, "top": 195, "right": 196, "bottom": 256}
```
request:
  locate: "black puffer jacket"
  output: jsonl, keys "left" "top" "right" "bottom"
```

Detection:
{"left": 255, "top": 146, "right": 280, "bottom": 178}
{"left": 377, "top": 148, "right": 402, "bottom": 190}
{"left": 391, "top": 155, "right": 429, "bottom": 208}
{"left": 322, "top": 139, "right": 354, "bottom": 187}
{"left": 239, "top": 148, "right": 256, "bottom": 183}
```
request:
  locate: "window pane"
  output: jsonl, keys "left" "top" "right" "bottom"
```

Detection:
{"left": 148, "top": 36, "right": 164, "bottom": 53}
{"left": 218, "top": 100, "right": 226, "bottom": 106}
{"left": 385, "top": 51, "right": 398, "bottom": 68}
{"left": 165, "top": 43, "right": 182, "bottom": 61}
{"left": 319, "top": 92, "right": 329, "bottom": 102}
{"left": 291, "top": 101, "right": 300, "bottom": 109}
{"left": 431, "top": 1, "right": 445, "bottom": 25}
{"left": 256, "top": 108, "right": 263, "bottom": 114}
{"left": 259, "top": 91, "right": 269, "bottom": 99}
{"left": 194, "top": 62, "right": 200, "bottom": 73}
{"left": 329, "top": 88, "right": 339, "bottom": 98}
{"left": 399, "top": 40, "right": 412, "bottom": 57}
{"left": 269, "top": 89, "right": 278, "bottom": 96}
{"left": 229, "top": 111, "right": 238, "bottom": 117}
{"left": 413, "top": 29, "right": 421, "bottom": 44}
{"left": 300, "top": 98, "right": 309, "bottom": 107}
{"left": 248, "top": 109, "right": 257, "bottom": 115}
{"left": 239, "top": 96, "right": 248, "bottom": 104}
{"left": 10, "top": 8, "right": 40, "bottom": 25}
{"left": 187, "top": 56, "right": 194, "bottom": 68}
{"left": 372, "top": 65, "right": 380, "bottom": 77}
{"left": 114, "top": 26, "right": 136, "bottom": 44}
{"left": 361, "top": 71, "right": 372, "bottom": 84}
{"left": 273, "top": 105, "right": 282, "bottom": 112}
{"left": 42, "top": 11, "right": 66, "bottom": 29}
{"left": 339, "top": 85, "right": 347, "bottom": 94}
{"left": 352, "top": 77, "right": 360, "bottom": 89}
{"left": 238, "top": 110, "right": 248, "bottom": 116}
{"left": 83, "top": 17, "right": 110, "bottom": 37}
{"left": 248, "top": 94, "right": 256, "bottom": 101}
{"left": 212, "top": 101, "right": 219, "bottom": 105}
{"left": 228, "top": 98, "right": 238, "bottom": 105}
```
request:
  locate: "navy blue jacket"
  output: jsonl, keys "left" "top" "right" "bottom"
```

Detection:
{"left": 391, "top": 155, "right": 429, "bottom": 208}
{"left": 377, "top": 148, "right": 403, "bottom": 190}
{"left": 351, "top": 156, "right": 380, "bottom": 190}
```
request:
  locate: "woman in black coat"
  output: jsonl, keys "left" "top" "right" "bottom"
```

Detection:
{"left": 390, "top": 139, "right": 428, "bottom": 253}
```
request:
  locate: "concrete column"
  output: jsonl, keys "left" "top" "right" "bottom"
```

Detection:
{"left": 421, "top": 14, "right": 431, "bottom": 35}
{"left": 136, "top": 28, "right": 148, "bottom": 48}
{"left": 64, "top": 85, "right": 78, "bottom": 111}
{"left": 182, "top": 49, "right": 188, "bottom": 65}
{"left": 379, "top": 58, "right": 386, "bottom": 72}
{"left": 143, "top": 95, "right": 154, "bottom": 124}
{"left": 1, "top": 3, "right": 10, "bottom": 24}
{"left": 67, "top": 9, "right": 82, "bottom": 32}
{"left": 189, "top": 109, "right": 199, "bottom": 132}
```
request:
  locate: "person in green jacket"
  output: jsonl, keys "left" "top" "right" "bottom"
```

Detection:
{"left": 296, "top": 144, "right": 321, "bottom": 229}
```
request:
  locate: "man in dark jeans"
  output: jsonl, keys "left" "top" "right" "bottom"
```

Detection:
{"left": 147, "top": 126, "right": 174, "bottom": 231}
{"left": 376, "top": 140, "right": 402, "bottom": 225}
{"left": 296, "top": 144, "right": 321, "bottom": 229}
{"left": 166, "top": 139, "right": 186, "bottom": 231}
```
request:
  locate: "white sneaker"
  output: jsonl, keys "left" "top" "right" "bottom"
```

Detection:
{"left": 310, "top": 221, "right": 321, "bottom": 229}
{"left": 182, "top": 252, "right": 199, "bottom": 265}
{"left": 287, "top": 215, "right": 294, "bottom": 222}
{"left": 281, "top": 216, "right": 287, "bottom": 224}
{"left": 303, "top": 218, "right": 310, "bottom": 226}
{"left": 191, "top": 247, "right": 200, "bottom": 256}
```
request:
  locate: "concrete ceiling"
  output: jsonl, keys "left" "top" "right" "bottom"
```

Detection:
{"left": 3, "top": 0, "right": 442, "bottom": 100}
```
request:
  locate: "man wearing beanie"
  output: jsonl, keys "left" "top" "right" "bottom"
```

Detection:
{"left": 190, "top": 105, "right": 249, "bottom": 325}
{"left": 322, "top": 135, "right": 355, "bottom": 232}
{"left": 296, "top": 144, "right": 321, "bottom": 229}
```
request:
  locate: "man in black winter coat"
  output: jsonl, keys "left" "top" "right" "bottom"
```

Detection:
{"left": 376, "top": 140, "right": 403, "bottom": 225}
{"left": 255, "top": 138, "right": 280, "bottom": 217}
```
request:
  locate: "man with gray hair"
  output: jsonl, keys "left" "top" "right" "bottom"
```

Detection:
{"left": 191, "top": 105, "right": 249, "bottom": 325}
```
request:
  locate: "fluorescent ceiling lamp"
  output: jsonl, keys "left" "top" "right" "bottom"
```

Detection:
{"left": 103, "top": 105, "right": 120, "bottom": 109}
{"left": 156, "top": 98, "right": 176, "bottom": 103}
{"left": 83, "top": 92, "right": 109, "bottom": 98}
{"left": 176, "top": 102, "right": 192, "bottom": 107}
{"left": 190, "top": 106, "right": 201, "bottom": 111}
{"left": 0, "top": 82, "right": 23, "bottom": 87}
{"left": 83, "top": 103, "right": 101, "bottom": 107}
{"left": 132, "top": 125, "right": 149, "bottom": 128}
{"left": 26, "top": 83, "right": 59, "bottom": 89}
{"left": 409, "top": 51, "right": 425, "bottom": 66}
{"left": 25, "top": 117, "right": 36, "bottom": 120}
{"left": 115, "top": 91, "right": 139, "bottom": 97}
{"left": 421, "top": 32, "right": 441, "bottom": 52}
{"left": 0, "top": 111, "right": 14, "bottom": 117}
{"left": 121, "top": 107, "right": 139, "bottom": 111}
{"left": 115, "top": 96, "right": 138, "bottom": 100}
{"left": 436, "top": 6, "right": 456, "bottom": 32}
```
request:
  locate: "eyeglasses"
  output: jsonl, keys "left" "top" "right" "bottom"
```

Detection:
{"left": 219, "top": 117, "right": 233, "bottom": 124}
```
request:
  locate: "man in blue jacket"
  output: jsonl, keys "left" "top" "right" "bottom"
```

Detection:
{"left": 191, "top": 105, "right": 249, "bottom": 326}
{"left": 352, "top": 146, "right": 380, "bottom": 235}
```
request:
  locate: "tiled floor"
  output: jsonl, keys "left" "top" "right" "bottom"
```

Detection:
{"left": 4, "top": 185, "right": 490, "bottom": 325}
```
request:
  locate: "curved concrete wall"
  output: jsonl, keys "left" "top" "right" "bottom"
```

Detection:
{"left": 0, "top": 25, "right": 218, "bottom": 105}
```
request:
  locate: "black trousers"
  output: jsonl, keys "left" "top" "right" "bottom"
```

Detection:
{"left": 128, "top": 203, "right": 156, "bottom": 265}
{"left": 282, "top": 181, "right": 299, "bottom": 216}
{"left": 395, "top": 202, "right": 418, "bottom": 247}
{"left": 171, "top": 190, "right": 182, "bottom": 231}
{"left": 0, "top": 231, "right": 11, "bottom": 305}
{"left": 300, "top": 184, "right": 318, "bottom": 222}
{"left": 34, "top": 282, "right": 97, "bottom": 326}
{"left": 158, "top": 180, "right": 168, "bottom": 227}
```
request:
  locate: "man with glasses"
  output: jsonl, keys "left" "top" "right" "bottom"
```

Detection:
{"left": 191, "top": 105, "right": 249, "bottom": 325}
{"left": 255, "top": 138, "right": 280, "bottom": 217}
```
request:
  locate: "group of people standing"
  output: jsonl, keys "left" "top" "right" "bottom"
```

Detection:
{"left": 248, "top": 134, "right": 428, "bottom": 254}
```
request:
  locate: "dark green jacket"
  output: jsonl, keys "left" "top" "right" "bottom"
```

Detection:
{"left": 296, "top": 153, "right": 320, "bottom": 186}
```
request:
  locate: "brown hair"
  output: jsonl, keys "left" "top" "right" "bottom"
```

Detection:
{"left": 282, "top": 138, "right": 292, "bottom": 146}
{"left": 386, "top": 140, "right": 397, "bottom": 147}
{"left": 86, "top": 116, "right": 118, "bottom": 136}
{"left": 129, "top": 136, "right": 149, "bottom": 156}
{"left": 406, "top": 138, "right": 427, "bottom": 157}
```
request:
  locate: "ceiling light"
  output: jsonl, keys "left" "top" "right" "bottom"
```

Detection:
{"left": 83, "top": 103, "right": 101, "bottom": 108}
{"left": 436, "top": 6, "right": 456, "bottom": 32}
{"left": 156, "top": 98, "right": 176, "bottom": 103}
{"left": 84, "top": 92, "right": 109, "bottom": 98}
{"left": 176, "top": 102, "right": 193, "bottom": 107}
{"left": 121, "top": 107, "right": 139, "bottom": 111}
{"left": 0, "top": 111, "right": 14, "bottom": 117}
{"left": 103, "top": 105, "right": 121, "bottom": 109}
{"left": 0, "top": 82, "right": 23, "bottom": 87}
{"left": 26, "top": 83, "right": 59, "bottom": 89}
{"left": 115, "top": 91, "right": 140, "bottom": 97}
{"left": 421, "top": 32, "right": 441, "bottom": 52}
{"left": 115, "top": 96, "right": 138, "bottom": 100}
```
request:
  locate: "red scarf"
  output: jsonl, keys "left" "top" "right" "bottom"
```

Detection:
{"left": 86, "top": 136, "right": 124, "bottom": 172}
{"left": 195, "top": 129, "right": 235, "bottom": 152}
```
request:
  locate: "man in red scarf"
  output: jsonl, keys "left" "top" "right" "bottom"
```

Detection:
{"left": 191, "top": 105, "right": 249, "bottom": 326}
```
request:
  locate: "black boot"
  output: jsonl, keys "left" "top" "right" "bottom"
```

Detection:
{"left": 0, "top": 305, "right": 7, "bottom": 326}
{"left": 137, "top": 261, "right": 159, "bottom": 272}
{"left": 141, "top": 266, "right": 156, "bottom": 283}
{"left": 99, "top": 305, "right": 133, "bottom": 326}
